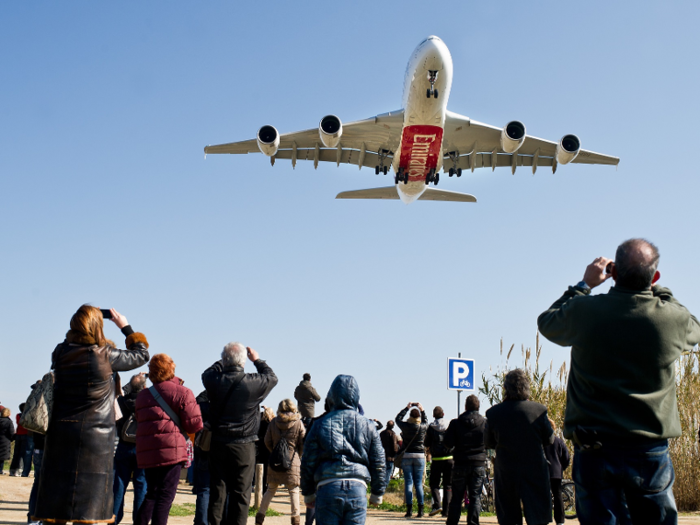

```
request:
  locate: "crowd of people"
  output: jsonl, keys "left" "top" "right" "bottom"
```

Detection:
{"left": 2, "top": 237, "right": 699, "bottom": 525}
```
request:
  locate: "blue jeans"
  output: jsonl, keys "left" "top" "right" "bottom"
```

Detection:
{"left": 28, "top": 449, "right": 44, "bottom": 522}
{"left": 315, "top": 479, "right": 367, "bottom": 525}
{"left": 385, "top": 460, "right": 394, "bottom": 489}
{"left": 22, "top": 434, "right": 34, "bottom": 477}
{"left": 113, "top": 442, "right": 147, "bottom": 524}
{"left": 573, "top": 440, "right": 677, "bottom": 525}
{"left": 402, "top": 457, "right": 425, "bottom": 508}
{"left": 192, "top": 449, "right": 210, "bottom": 525}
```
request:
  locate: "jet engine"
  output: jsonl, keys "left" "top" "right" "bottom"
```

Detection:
{"left": 257, "top": 125, "right": 280, "bottom": 157}
{"left": 555, "top": 134, "right": 581, "bottom": 165}
{"left": 500, "top": 121, "right": 526, "bottom": 153}
{"left": 319, "top": 115, "right": 343, "bottom": 148}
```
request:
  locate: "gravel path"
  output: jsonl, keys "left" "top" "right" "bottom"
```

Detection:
{"left": 2, "top": 472, "right": 699, "bottom": 525}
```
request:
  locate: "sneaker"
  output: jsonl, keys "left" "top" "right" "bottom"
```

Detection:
{"left": 429, "top": 507, "right": 442, "bottom": 517}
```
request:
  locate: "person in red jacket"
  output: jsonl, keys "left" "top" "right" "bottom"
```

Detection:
{"left": 135, "top": 354, "right": 203, "bottom": 525}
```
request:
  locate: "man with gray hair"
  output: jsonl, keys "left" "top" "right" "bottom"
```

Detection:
{"left": 538, "top": 238, "right": 700, "bottom": 524}
{"left": 202, "top": 343, "right": 278, "bottom": 525}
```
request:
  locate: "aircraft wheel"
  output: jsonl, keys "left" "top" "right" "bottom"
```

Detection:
{"left": 383, "top": 166, "right": 388, "bottom": 175}
{"left": 434, "top": 89, "right": 439, "bottom": 99}
{"left": 434, "top": 173, "right": 440, "bottom": 185}
{"left": 457, "top": 168, "right": 462, "bottom": 177}
{"left": 394, "top": 174, "right": 399, "bottom": 185}
{"left": 404, "top": 176, "right": 409, "bottom": 185}
{"left": 427, "top": 89, "right": 431, "bottom": 98}
{"left": 375, "top": 166, "right": 380, "bottom": 175}
{"left": 449, "top": 168, "right": 454, "bottom": 177}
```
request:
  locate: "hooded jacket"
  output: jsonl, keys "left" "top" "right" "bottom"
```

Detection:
{"left": 135, "top": 376, "right": 203, "bottom": 469}
{"left": 294, "top": 380, "right": 321, "bottom": 418}
{"left": 425, "top": 417, "right": 452, "bottom": 459}
{"left": 300, "top": 375, "right": 386, "bottom": 503}
{"left": 265, "top": 411, "right": 305, "bottom": 487}
{"left": 444, "top": 410, "right": 487, "bottom": 465}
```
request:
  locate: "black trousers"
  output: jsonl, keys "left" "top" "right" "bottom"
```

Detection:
{"left": 447, "top": 464, "right": 485, "bottom": 525}
{"left": 429, "top": 459, "right": 453, "bottom": 512}
{"left": 208, "top": 441, "right": 256, "bottom": 525}
{"left": 551, "top": 478, "right": 564, "bottom": 524}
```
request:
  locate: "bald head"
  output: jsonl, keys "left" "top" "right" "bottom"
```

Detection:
{"left": 614, "top": 239, "right": 660, "bottom": 290}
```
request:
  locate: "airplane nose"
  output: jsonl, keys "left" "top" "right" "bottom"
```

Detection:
{"left": 421, "top": 40, "right": 445, "bottom": 71}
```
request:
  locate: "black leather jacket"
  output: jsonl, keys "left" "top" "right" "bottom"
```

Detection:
{"left": 202, "top": 359, "right": 277, "bottom": 443}
{"left": 396, "top": 407, "right": 428, "bottom": 454}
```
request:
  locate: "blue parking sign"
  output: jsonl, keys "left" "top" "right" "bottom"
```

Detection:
{"left": 447, "top": 357, "right": 475, "bottom": 391}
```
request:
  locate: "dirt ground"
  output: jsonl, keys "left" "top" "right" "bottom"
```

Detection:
{"left": 2, "top": 472, "right": 700, "bottom": 525}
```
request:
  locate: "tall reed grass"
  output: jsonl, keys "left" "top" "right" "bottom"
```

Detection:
{"left": 479, "top": 335, "right": 700, "bottom": 510}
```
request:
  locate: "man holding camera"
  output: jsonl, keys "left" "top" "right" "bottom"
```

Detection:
{"left": 538, "top": 238, "right": 700, "bottom": 524}
{"left": 202, "top": 343, "right": 278, "bottom": 525}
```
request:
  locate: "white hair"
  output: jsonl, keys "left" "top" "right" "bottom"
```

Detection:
{"left": 222, "top": 342, "right": 246, "bottom": 367}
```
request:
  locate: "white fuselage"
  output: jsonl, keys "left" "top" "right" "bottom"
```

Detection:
{"left": 393, "top": 36, "right": 453, "bottom": 203}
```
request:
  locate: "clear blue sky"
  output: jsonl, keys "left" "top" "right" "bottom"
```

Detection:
{"left": 1, "top": 2, "right": 699, "bottom": 425}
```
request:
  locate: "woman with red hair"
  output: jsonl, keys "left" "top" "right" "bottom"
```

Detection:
{"left": 33, "top": 305, "right": 150, "bottom": 524}
{"left": 135, "top": 353, "right": 202, "bottom": 525}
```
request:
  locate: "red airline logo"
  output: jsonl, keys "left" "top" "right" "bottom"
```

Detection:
{"left": 398, "top": 125, "right": 444, "bottom": 181}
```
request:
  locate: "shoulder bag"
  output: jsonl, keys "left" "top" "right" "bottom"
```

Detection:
{"left": 393, "top": 428, "right": 420, "bottom": 469}
{"left": 19, "top": 372, "right": 54, "bottom": 434}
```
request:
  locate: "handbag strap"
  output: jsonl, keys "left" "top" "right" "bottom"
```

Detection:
{"left": 400, "top": 424, "right": 421, "bottom": 453}
{"left": 149, "top": 386, "right": 190, "bottom": 441}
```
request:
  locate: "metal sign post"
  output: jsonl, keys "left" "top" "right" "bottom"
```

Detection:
{"left": 447, "top": 354, "right": 475, "bottom": 416}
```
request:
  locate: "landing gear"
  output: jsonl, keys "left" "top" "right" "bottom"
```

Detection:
{"left": 375, "top": 149, "right": 392, "bottom": 176}
{"left": 457, "top": 168, "right": 462, "bottom": 177}
{"left": 425, "top": 168, "right": 437, "bottom": 185}
{"left": 427, "top": 70, "right": 439, "bottom": 98}
{"left": 449, "top": 167, "right": 454, "bottom": 177}
{"left": 447, "top": 151, "right": 461, "bottom": 177}
{"left": 396, "top": 167, "right": 409, "bottom": 185}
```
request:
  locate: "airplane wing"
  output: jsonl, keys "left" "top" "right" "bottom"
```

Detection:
{"left": 204, "top": 110, "right": 405, "bottom": 170}
{"left": 441, "top": 111, "right": 619, "bottom": 174}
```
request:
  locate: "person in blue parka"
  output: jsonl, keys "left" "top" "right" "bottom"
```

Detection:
{"left": 300, "top": 375, "right": 386, "bottom": 525}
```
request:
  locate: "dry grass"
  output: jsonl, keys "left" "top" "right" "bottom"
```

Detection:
{"left": 479, "top": 335, "right": 700, "bottom": 510}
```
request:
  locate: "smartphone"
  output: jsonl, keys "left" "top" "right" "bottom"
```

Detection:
{"left": 100, "top": 309, "right": 113, "bottom": 319}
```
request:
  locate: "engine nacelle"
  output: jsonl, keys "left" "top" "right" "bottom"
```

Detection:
{"left": 257, "top": 125, "right": 279, "bottom": 157}
{"left": 319, "top": 115, "right": 343, "bottom": 148}
{"left": 500, "top": 121, "right": 526, "bottom": 153}
{"left": 555, "top": 134, "right": 581, "bottom": 165}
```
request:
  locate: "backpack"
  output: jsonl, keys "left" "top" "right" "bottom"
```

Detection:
{"left": 268, "top": 427, "right": 296, "bottom": 472}
{"left": 430, "top": 426, "right": 450, "bottom": 458}
{"left": 120, "top": 413, "right": 138, "bottom": 444}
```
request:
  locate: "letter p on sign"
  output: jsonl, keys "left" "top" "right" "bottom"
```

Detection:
{"left": 447, "top": 357, "right": 475, "bottom": 391}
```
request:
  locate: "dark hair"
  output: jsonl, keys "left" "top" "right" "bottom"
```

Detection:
{"left": 615, "top": 238, "right": 660, "bottom": 290}
{"left": 130, "top": 374, "right": 147, "bottom": 393}
{"left": 433, "top": 406, "right": 444, "bottom": 418}
{"left": 303, "top": 373, "right": 311, "bottom": 381}
{"left": 386, "top": 420, "right": 395, "bottom": 430}
{"left": 19, "top": 403, "right": 26, "bottom": 412}
{"left": 465, "top": 395, "right": 480, "bottom": 412}
{"left": 409, "top": 408, "right": 421, "bottom": 419}
{"left": 503, "top": 369, "right": 530, "bottom": 401}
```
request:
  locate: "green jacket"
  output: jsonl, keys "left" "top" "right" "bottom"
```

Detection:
{"left": 538, "top": 285, "right": 700, "bottom": 441}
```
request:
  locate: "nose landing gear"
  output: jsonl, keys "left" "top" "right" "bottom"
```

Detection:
{"left": 426, "top": 70, "right": 439, "bottom": 99}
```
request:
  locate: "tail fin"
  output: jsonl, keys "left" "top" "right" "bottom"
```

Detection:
{"left": 335, "top": 186, "right": 477, "bottom": 203}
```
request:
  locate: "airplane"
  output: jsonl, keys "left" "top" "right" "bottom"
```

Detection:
{"left": 204, "top": 36, "right": 619, "bottom": 204}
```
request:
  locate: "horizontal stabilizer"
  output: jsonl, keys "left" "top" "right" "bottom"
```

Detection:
{"left": 335, "top": 186, "right": 477, "bottom": 203}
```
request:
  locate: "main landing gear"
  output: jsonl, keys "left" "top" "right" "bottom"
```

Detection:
{"left": 446, "top": 151, "right": 462, "bottom": 177}
{"left": 426, "top": 70, "right": 439, "bottom": 99}
{"left": 395, "top": 167, "right": 409, "bottom": 185}
{"left": 375, "top": 149, "right": 391, "bottom": 175}
{"left": 424, "top": 169, "right": 439, "bottom": 186}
